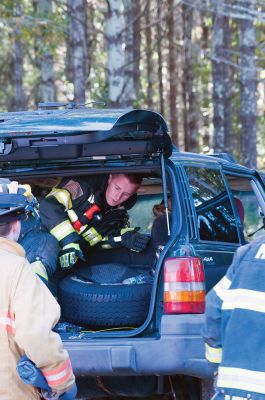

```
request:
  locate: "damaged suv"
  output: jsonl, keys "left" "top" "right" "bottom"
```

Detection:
{"left": 1, "top": 105, "right": 265, "bottom": 399}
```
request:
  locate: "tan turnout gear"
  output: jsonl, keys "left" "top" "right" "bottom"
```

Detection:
{"left": 0, "top": 237, "right": 75, "bottom": 400}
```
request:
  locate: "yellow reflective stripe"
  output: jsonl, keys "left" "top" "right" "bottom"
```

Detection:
{"left": 88, "top": 236, "right": 102, "bottom": 246}
{"left": 63, "top": 242, "right": 80, "bottom": 251}
{"left": 31, "top": 261, "right": 48, "bottom": 281}
{"left": 47, "top": 188, "right": 72, "bottom": 210}
{"left": 218, "top": 366, "right": 265, "bottom": 394}
{"left": 100, "top": 236, "right": 113, "bottom": 249}
{"left": 222, "top": 288, "right": 265, "bottom": 313}
{"left": 67, "top": 209, "right": 78, "bottom": 222}
{"left": 214, "top": 276, "right": 231, "bottom": 301}
{"left": 82, "top": 227, "right": 102, "bottom": 243}
{"left": 51, "top": 220, "right": 76, "bottom": 241}
{"left": 205, "top": 343, "right": 222, "bottom": 364}
{"left": 101, "top": 244, "right": 112, "bottom": 249}
{"left": 121, "top": 227, "right": 134, "bottom": 235}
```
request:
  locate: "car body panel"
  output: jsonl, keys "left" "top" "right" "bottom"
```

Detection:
{"left": 64, "top": 315, "right": 213, "bottom": 379}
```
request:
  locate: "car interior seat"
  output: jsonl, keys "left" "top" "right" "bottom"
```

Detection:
{"left": 234, "top": 197, "right": 245, "bottom": 224}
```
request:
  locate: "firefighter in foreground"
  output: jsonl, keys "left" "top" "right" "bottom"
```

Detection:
{"left": 202, "top": 235, "right": 265, "bottom": 400}
{"left": 0, "top": 180, "right": 76, "bottom": 399}
{"left": 39, "top": 174, "right": 150, "bottom": 270}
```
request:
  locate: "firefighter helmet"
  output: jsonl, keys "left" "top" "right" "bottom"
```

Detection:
{"left": 0, "top": 179, "right": 38, "bottom": 222}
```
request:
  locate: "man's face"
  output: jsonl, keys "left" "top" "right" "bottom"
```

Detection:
{"left": 105, "top": 174, "right": 139, "bottom": 207}
{"left": 10, "top": 220, "right": 21, "bottom": 242}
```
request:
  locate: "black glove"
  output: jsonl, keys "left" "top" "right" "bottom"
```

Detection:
{"left": 121, "top": 230, "right": 150, "bottom": 252}
{"left": 81, "top": 209, "right": 129, "bottom": 245}
{"left": 102, "top": 209, "right": 129, "bottom": 227}
{"left": 93, "top": 208, "right": 129, "bottom": 237}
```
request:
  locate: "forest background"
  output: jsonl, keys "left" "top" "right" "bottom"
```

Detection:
{"left": 0, "top": 0, "right": 264, "bottom": 168}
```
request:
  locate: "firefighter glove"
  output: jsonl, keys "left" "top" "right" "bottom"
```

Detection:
{"left": 121, "top": 230, "right": 150, "bottom": 252}
{"left": 81, "top": 208, "right": 129, "bottom": 244}
{"left": 102, "top": 208, "right": 129, "bottom": 226}
{"left": 17, "top": 355, "right": 50, "bottom": 391}
{"left": 98, "top": 208, "right": 129, "bottom": 236}
{"left": 59, "top": 242, "right": 85, "bottom": 269}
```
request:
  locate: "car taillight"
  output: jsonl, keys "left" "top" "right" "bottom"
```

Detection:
{"left": 164, "top": 257, "right": 205, "bottom": 314}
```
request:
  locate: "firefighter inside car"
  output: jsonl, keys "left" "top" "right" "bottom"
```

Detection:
{"left": 39, "top": 174, "right": 150, "bottom": 271}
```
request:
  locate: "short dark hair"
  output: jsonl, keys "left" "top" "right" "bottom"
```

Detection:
{"left": 0, "top": 222, "right": 12, "bottom": 237}
{"left": 123, "top": 174, "right": 143, "bottom": 185}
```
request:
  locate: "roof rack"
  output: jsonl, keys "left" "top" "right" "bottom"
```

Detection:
{"left": 38, "top": 101, "right": 106, "bottom": 110}
{"left": 210, "top": 153, "right": 236, "bottom": 163}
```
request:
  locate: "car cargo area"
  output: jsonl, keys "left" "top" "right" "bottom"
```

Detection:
{"left": 16, "top": 172, "right": 171, "bottom": 338}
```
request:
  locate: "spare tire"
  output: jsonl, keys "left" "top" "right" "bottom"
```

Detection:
{"left": 58, "top": 265, "right": 152, "bottom": 327}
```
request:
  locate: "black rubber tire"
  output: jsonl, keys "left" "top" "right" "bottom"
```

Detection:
{"left": 58, "top": 271, "right": 152, "bottom": 327}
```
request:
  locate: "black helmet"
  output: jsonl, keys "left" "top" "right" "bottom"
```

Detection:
{"left": 0, "top": 179, "right": 38, "bottom": 223}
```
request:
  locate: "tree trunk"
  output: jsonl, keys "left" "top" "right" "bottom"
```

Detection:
{"left": 38, "top": 0, "right": 56, "bottom": 103}
{"left": 145, "top": 0, "right": 155, "bottom": 109}
{"left": 201, "top": 14, "right": 210, "bottom": 150}
{"left": 105, "top": 0, "right": 126, "bottom": 108}
{"left": 223, "top": 16, "right": 233, "bottom": 155}
{"left": 68, "top": 0, "right": 87, "bottom": 104}
{"left": 167, "top": 0, "right": 178, "bottom": 146}
{"left": 240, "top": 0, "right": 257, "bottom": 168}
{"left": 182, "top": 3, "right": 197, "bottom": 152}
{"left": 123, "top": 0, "right": 134, "bottom": 108}
{"left": 86, "top": 1, "right": 94, "bottom": 81}
{"left": 156, "top": 0, "right": 164, "bottom": 115}
{"left": 133, "top": 0, "right": 141, "bottom": 106}
{"left": 12, "top": 3, "right": 25, "bottom": 111}
{"left": 66, "top": 0, "right": 73, "bottom": 84}
{"left": 212, "top": 9, "right": 225, "bottom": 153}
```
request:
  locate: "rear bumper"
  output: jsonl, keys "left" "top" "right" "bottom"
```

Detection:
{"left": 64, "top": 314, "right": 214, "bottom": 379}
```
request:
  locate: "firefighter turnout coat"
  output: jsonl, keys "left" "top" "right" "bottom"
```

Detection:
{"left": 39, "top": 175, "right": 136, "bottom": 250}
{"left": 202, "top": 236, "right": 265, "bottom": 400}
{"left": 0, "top": 237, "right": 75, "bottom": 400}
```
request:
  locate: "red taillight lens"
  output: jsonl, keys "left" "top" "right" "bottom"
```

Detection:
{"left": 163, "top": 257, "right": 205, "bottom": 314}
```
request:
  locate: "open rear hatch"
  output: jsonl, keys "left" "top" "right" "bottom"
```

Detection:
{"left": 0, "top": 109, "right": 171, "bottom": 171}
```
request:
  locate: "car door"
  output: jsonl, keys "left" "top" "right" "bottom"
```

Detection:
{"left": 183, "top": 164, "right": 243, "bottom": 292}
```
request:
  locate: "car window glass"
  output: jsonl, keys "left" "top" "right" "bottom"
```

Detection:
{"left": 129, "top": 193, "right": 163, "bottom": 232}
{"left": 185, "top": 167, "right": 239, "bottom": 243}
{"left": 226, "top": 175, "right": 264, "bottom": 242}
{"left": 128, "top": 179, "right": 164, "bottom": 233}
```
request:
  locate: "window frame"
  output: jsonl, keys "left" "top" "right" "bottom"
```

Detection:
{"left": 224, "top": 171, "right": 265, "bottom": 244}
{"left": 183, "top": 164, "right": 243, "bottom": 245}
